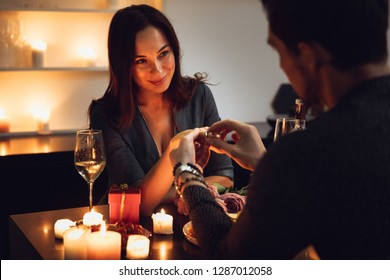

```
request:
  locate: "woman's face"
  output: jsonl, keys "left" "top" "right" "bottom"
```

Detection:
{"left": 132, "top": 26, "right": 175, "bottom": 96}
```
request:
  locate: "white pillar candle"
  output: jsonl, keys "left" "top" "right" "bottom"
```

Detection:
{"left": 87, "top": 221, "right": 121, "bottom": 260}
{"left": 126, "top": 234, "right": 150, "bottom": 260}
{"left": 83, "top": 209, "right": 103, "bottom": 227}
{"left": 54, "top": 219, "right": 75, "bottom": 239}
{"left": 151, "top": 209, "right": 173, "bottom": 235}
{"left": 63, "top": 226, "right": 90, "bottom": 260}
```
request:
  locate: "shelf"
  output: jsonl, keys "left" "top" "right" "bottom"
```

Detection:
{"left": 0, "top": 66, "right": 108, "bottom": 72}
{"left": 0, "top": 7, "right": 116, "bottom": 13}
{"left": 0, "top": 129, "right": 78, "bottom": 139}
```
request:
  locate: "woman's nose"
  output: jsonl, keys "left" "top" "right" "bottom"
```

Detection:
{"left": 150, "top": 60, "right": 163, "bottom": 73}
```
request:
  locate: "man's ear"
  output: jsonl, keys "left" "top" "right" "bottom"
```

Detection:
{"left": 297, "top": 42, "right": 331, "bottom": 72}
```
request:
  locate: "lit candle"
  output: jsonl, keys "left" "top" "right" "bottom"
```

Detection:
{"left": 54, "top": 219, "right": 75, "bottom": 239}
{"left": 83, "top": 208, "right": 103, "bottom": 227}
{"left": 34, "top": 109, "right": 50, "bottom": 134}
{"left": 126, "top": 234, "right": 150, "bottom": 260}
{"left": 79, "top": 47, "right": 97, "bottom": 67}
{"left": 151, "top": 209, "right": 173, "bottom": 235}
{"left": 0, "top": 108, "right": 10, "bottom": 133}
{"left": 63, "top": 226, "right": 90, "bottom": 260}
{"left": 31, "top": 39, "right": 47, "bottom": 68}
{"left": 87, "top": 221, "right": 121, "bottom": 260}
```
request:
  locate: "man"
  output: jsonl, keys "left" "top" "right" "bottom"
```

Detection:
{"left": 170, "top": 0, "right": 390, "bottom": 259}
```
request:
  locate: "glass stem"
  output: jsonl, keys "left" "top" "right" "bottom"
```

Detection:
{"left": 89, "top": 181, "right": 93, "bottom": 212}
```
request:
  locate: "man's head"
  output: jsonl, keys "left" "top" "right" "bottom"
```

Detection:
{"left": 261, "top": 0, "right": 389, "bottom": 108}
{"left": 261, "top": 0, "right": 389, "bottom": 69}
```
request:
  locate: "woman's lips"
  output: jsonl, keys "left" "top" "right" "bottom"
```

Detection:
{"left": 149, "top": 75, "right": 167, "bottom": 86}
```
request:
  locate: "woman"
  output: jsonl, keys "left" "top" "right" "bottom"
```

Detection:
{"left": 89, "top": 5, "right": 233, "bottom": 216}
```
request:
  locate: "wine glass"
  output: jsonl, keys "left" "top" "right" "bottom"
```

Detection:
{"left": 274, "top": 117, "right": 306, "bottom": 142}
{"left": 74, "top": 129, "right": 106, "bottom": 211}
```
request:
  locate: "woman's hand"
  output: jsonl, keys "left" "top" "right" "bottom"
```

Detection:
{"left": 206, "top": 119, "right": 266, "bottom": 171}
{"left": 169, "top": 127, "right": 211, "bottom": 169}
{"left": 169, "top": 128, "right": 202, "bottom": 167}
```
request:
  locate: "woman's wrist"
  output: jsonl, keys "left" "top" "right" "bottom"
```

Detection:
{"left": 173, "top": 162, "right": 207, "bottom": 196}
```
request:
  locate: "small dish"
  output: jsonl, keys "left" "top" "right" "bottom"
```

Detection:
{"left": 182, "top": 221, "right": 199, "bottom": 246}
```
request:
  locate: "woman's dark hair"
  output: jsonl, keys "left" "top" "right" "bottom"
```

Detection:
{"left": 261, "top": 0, "right": 388, "bottom": 69}
{"left": 89, "top": 4, "right": 205, "bottom": 131}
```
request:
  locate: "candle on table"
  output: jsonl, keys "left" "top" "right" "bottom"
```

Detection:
{"left": 151, "top": 208, "right": 173, "bottom": 235}
{"left": 0, "top": 108, "right": 10, "bottom": 133}
{"left": 126, "top": 234, "right": 150, "bottom": 260}
{"left": 83, "top": 208, "right": 103, "bottom": 227}
{"left": 31, "top": 39, "right": 47, "bottom": 68}
{"left": 54, "top": 219, "right": 75, "bottom": 239}
{"left": 63, "top": 226, "right": 90, "bottom": 260}
{"left": 87, "top": 221, "right": 121, "bottom": 260}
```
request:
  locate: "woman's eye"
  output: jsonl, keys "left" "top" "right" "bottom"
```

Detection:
{"left": 135, "top": 59, "right": 146, "bottom": 64}
{"left": 159, "top": 50, "right": 169, "bottom": 57}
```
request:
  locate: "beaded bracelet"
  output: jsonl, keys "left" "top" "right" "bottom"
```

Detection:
{"left": 175, "top": 176, "right": 207, "bottom": 197}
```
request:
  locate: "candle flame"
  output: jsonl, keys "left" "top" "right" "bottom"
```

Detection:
{"left": 161, "top": 208, "right": 165, "bottom": 214}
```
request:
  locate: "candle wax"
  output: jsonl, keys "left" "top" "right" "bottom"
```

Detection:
{"left": 63, "top": 226, "right": 90, "bottom": 260}
{"left": 151, "top": 209, "right": 173, "bottom": 235}
{"left": 87, "top": 221, "right": 121, "bottom": 260}
{"left": 54, "top": 219, "right": 75, "bottom": 239}
{"left": 126, "top": 234, "right": 150, "bottom": 260}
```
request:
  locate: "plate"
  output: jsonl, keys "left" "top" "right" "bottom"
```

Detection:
{"left": 182, "top": 221, "right": 199, "bottom": 246}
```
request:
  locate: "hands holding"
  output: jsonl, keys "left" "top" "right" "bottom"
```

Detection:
{"left": 206, "top": 119, "right": 266, "bottom": 171}
{"left": 170, "top": 120, "right": 266, "bottom": 173}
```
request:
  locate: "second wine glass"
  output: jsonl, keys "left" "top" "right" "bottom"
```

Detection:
{"left": 74, "top": 129, "right": 106, "bottom": 211}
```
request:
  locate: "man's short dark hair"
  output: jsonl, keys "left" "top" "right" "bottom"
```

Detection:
{"left": 261, "top": 0, "right": 389, "bottom": 69}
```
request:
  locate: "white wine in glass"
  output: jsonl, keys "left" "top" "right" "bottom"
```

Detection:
{"left": 74, "top": 129, "right": 106, "bottom": 211}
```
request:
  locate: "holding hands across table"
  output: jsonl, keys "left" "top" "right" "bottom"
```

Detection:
{"left": 170, "top": 120, "right": 267, "bottom": 177}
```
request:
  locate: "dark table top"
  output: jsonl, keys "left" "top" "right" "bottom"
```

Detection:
{"left": 9, "top": 203, "right": 204, "bottom": 260}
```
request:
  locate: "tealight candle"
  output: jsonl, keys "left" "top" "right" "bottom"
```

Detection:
{"left": 151, "top": 209, "right": 173, "bottom": 235}
{"left": 54, "top": 219, "right": 75, "bottom": 239}
{"left": 87, "top": 221, "right": 121, "bottom": 260}
{"left": 126, "top": 234, "right": 150, "bottom": 260}
{"left": 83, "top": 209, "right": 103, "bottom": 227}
{"left": 63, "top": 226, "right": 90, "bottom": 260}
{"left": 31, "top": 39, "right": 47, "bottom": 68}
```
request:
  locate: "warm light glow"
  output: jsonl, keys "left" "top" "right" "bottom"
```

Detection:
{"left": 151, "top": 209, "right": 173, "bottom": 235}
{"left": 0, "top": 142, "right": 8, "bottom": 156}
{"left": 159, "top": 243, "right": 167, "bottom": 259}
{"left": 43, "top": 226, "right": 49, "bottom": 234}
{"left": 31, "top": 39, "right": 47, "bottom": 51}
{"left": 79, "top": 47, "right": 97, "bottom": 60}
{"left": 33, "top": 108, "right": 50, "bottom": 122}
{"left": 0, "top": 108, "right": 5, "bottom": 118}
{"left": 99, "top": 220, "right": 106, "bottom": 237}
{"left": 78, "top": 47, "right": 97, "bottom": 67}
{"left": 126, "top": 234, "right": 150, "bottom": 260}
{"left": 83, "top": 209, "right": 103, "bottom": 227}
